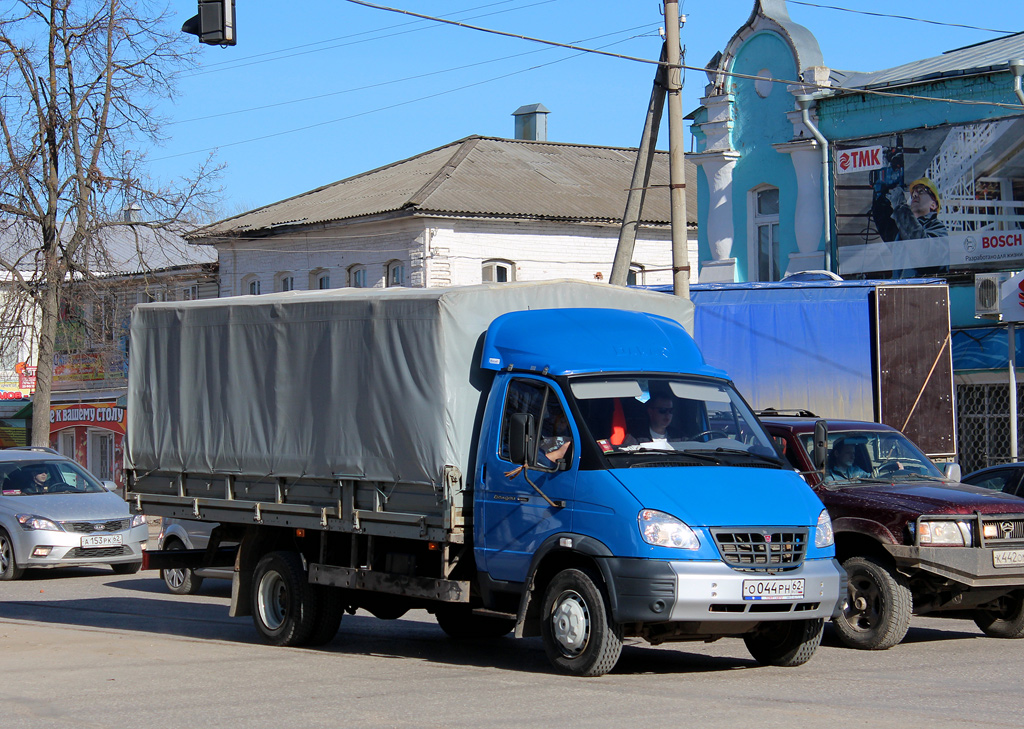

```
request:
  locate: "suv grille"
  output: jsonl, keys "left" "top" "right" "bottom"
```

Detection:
{"left": 982, "top": 517, "right": 1024, "bottom": 543}
{"left": 711, "top": 529, "right": 808, "bottom": 571}
{"left": 62, "top": 519, "right": 130, "bottom": 533}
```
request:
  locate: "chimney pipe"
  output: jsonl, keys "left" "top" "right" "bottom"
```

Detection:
{"left": 512, "top": 103, "right": 550, "bottom": 141}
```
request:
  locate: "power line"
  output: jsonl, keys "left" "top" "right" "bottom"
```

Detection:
{"left": 787, "top": 1, "right": 1015, "bottom": 35}
{"left": 169, "top": 23, "right": 659, "bottom": 126}
{"left": 186, "top": 0, "right": 557, "bottom": 77}
{"left": 152, "top": 31, "right": 652, "bottom": 161}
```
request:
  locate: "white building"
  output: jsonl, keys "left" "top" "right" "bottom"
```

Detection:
{"left": 188, "top": 135, "right": 697, "bottom": 293}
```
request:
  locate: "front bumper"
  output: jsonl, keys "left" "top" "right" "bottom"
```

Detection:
{"left": 605, "top": 557, "right": 845, "bottom": 624}
{"left": 887, "top": 544, "right": 1024, "bottom": 588}
{"left": 15, "top": 524, "right": 148, "bottom": 568}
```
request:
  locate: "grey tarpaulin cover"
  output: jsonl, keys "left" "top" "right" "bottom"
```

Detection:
{"left": 126, "top": 280, "right": 694, "bottom": 487}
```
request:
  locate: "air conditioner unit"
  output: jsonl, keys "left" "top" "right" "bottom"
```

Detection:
{"left": 975, "top": 272, "right": 1011, "bottom": 317}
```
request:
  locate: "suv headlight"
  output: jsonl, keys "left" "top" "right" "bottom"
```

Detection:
{"left": 638, "top": 509, "right": 700, "bottom": 549}
{"left": 17, "top": 514, "right": 61, "bottom": 531}
{"left": 815, "top": 509, "right": 834, "bottom": 548}
{"left": 919, "top": 520, "right": 971, "bottom": 546}
{"left": 131, "top": 514, "right": 147, "bottom": 529}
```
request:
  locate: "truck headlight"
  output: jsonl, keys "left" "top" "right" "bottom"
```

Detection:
{"left": 638, "top": 509, "right": 700, "bottom": 550}
{"left": 17, "top": 514, "right": 61, "bottom": 532}
{"left": 919, "top": 520, "right": 971, "bottom": 546}
{"left": 815, "top": 509, "right": 834, "bottom": 548}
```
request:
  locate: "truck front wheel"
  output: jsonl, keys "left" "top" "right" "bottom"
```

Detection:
{"left": 744, "top": 618, "right": 823, "bottom": 667}
{"left": 251, "top": 551, "right": 318, "bottom": 647}
{"left": 540, "top": 568, "right": 622, "bottom": 677}
{"left": 833, "top": 556, "right": 912, "bottom": 650}
{"left": 973, "top": 591, "right": 1024, "bottom": 639}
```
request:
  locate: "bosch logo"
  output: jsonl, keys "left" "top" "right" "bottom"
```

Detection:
{"left": 963, "top": 236, "right": 977, "bottom": 253}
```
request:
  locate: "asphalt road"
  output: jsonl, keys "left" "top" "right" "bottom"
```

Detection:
{"left": 0, "top": 566, "right": 1020, "bottom": 728}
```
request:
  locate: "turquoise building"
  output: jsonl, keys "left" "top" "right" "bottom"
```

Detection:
{"left": 689, "top": 0, "right": 1024, "bottom": 470}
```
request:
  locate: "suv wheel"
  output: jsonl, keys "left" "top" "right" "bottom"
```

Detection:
{"left": 833, "top": 556, "right": 912, "bottom": 650}
{"left": 973, "top": 591, "right": 1024, "bottom": 639}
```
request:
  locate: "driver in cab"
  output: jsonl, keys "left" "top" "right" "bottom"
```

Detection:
{"left": 623, "top": 395, "right": 676, "bottom": 448}
{"left": 826, "top": 438, "right": 870, "bottom": 482}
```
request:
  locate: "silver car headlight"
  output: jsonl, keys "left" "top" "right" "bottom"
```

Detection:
{"left": 919, "top": 520, "right": 971, "bottom": 546}
{"left": 17, "top": 514, "right": 61, "bottom": 532}
{"left": 638, "top": 509, "right": 700, "bottom": 549}
{"left": 131, "top": 514, "right": 147, "bottom": 529}
{"left": 815, "top": 509, "right": 835, "bottom": 548}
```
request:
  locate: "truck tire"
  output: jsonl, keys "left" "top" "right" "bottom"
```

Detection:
{"left": 744, "top": 618, "right": 824, "bottom": 667}
{"left": 304, "top": 586, "right": 344, "bottom": 647}
{"left": 0, "top": 528, "right": 24, "bottom": 581}
{"left": 160, "top": 539, "right": 204, "bottom": 595}
{"left": 111, "top": 561, "right": 143, "bottom": 575}
{"left": 435, "top": 605, "right": 516, "bottom": 639}
{"left": 973, "top": 591, "right": 1024, "bottom": 639}
{"left": 833, "top": 556, "right": 912, "bottom": 650}
{"left": 251, "top": 551, "right": 318, "bottom": 647}
{"left": 540, "top": 568, "right": 623, "bottom": 677}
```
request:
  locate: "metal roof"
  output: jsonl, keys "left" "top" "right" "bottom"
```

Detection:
{"left": 0, "top": 220, "right": 214, "bottom": 277}
{"left": 189, "top": 136, "right": 698, "bottom": 240}
{"left": 837, "top": 32, "right": 1024, "bottom": 91}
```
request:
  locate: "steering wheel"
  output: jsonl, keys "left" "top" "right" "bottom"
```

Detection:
{"left": 694, "top": 430, "right": 730, "bottom": 442}
{"left": 876, "top": 460, "right": 903, "bottom": 475}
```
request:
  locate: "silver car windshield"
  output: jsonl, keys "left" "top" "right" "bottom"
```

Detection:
{"left": 569, "top": 376, "right": 776, "bottom": 459}
{"left": 0, "top": 460, "right": 105, "bottom": 496}
{"left": 799, "top": 430, "right": 944, "bottom": 483}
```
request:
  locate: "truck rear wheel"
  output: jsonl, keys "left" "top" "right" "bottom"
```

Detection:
{"left": 973, "top": 591, "right": 1024, "bottom": 639}
{"left": 744, "top": 618, "right": 823, "bottom": 667}
{"left": 833, "top": 556, "right": 912, "bottom": 650}
{"left": 540, "top": 568, "right": 622, "bottom": 677}
{"left": 251, "top": 551, "right": 318, "bottom": 646}
{"left": 435, "top": 605, "right": 515, "bottom": 639}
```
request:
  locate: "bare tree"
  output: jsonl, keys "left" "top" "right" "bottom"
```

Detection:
{"left": 0, "top": 0, "right": 222, "bottom": 444}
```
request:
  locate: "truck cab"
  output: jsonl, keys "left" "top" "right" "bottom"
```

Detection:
{"left": 761, "top": 414, "right": 1024, "bottom": 650}
{"left": 472, "top": 309, "right": 844, "bottom": 674}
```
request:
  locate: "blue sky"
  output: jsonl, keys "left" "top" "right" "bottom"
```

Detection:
{"left": 151, "top": 0, "right": 1021, "bottom": 219}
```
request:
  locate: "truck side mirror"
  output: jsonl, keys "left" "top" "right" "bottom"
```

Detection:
{"left": 813, "top": 420, "right": 829, "bottom": 472}
{"left": 943, "top": 463, "right": 961, "bottom": 482}
{"left": 509, "top": 413, "right": 536, "bottom": 466}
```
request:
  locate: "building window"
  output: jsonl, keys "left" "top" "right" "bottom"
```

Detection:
{"left": 276, "top": 273, "right": 295, "bottom": 292}
{"left": 181, "top": 285, "right": 199, "bottom": 301}
{"left": 243, "top": 276, "right": 261, "bottom": 296}
{"left": 386, "top": 260, "right": 405, "bottom": 287}
{"left": 310, "top": 268, "right": 331, "bottom": 290}
{"left": 348, "top": 265, "right": 366, "bottom": 288}
{"left": 753, "top": 186, "right": 781, "bottom": 282}
{"left": 626, "top": 264, "right": 645, "bottom": 286}
{"left": 482, "top": 259, "right": 515, "bottom": 283}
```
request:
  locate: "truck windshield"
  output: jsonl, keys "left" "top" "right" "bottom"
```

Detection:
{"left": 569, "top": 376, "right": 778, "bottom": 462}
{"left": 799, "top": 429, "right": 945, "bottom": 483}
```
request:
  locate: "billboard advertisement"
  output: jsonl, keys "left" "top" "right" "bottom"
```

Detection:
{"left": 834, "top": 116, "right": 1024, "bottom": 277}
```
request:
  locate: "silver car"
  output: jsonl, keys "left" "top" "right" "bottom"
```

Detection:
{"left": 0, "top": 450, "right": 147, "bottom": 579}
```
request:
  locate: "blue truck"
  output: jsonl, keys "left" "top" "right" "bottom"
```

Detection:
{"left": 126, "top": 280, "right": 843, "bottom": 676}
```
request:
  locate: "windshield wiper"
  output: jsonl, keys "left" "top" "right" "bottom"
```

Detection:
{"left": 697, "top": 448, "right": 786, "bottom": 467}
{"left": 606, "top": 448, "right": 725, "bottom": 465}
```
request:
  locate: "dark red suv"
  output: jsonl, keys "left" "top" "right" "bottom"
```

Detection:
{"left": 760, "top": 414, "right": 1024, "bottom": 650}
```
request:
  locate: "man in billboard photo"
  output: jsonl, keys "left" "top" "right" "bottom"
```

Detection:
{"left": 873, "top": 177, "right": 949, "bottom": 242}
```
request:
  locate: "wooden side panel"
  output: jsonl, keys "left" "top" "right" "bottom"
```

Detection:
{"left": 875, "top": 285, "right": 956, "bottom": 458}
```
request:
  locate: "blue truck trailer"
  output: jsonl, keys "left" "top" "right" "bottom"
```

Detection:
{"left": 126, "top": 280, "right": 843, "bottom": 676}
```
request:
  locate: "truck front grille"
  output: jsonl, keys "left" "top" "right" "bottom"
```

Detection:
{"left": 711, "top": 529, "right": 808, "bottom": 571}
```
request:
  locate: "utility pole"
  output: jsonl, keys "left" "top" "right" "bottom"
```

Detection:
{"left": 664, "top": 0, "right": 689, "bottom": 298}
{"left": 609, "top": 4, "right": 688, "bottom": 296}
